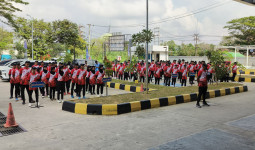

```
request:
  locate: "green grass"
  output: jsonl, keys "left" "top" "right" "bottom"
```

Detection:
{"left": 71, "top": 80, "right": 241, "bottom": 104}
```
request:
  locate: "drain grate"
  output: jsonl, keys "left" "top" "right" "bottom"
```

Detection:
{"left": 0, "top": 111, "right": 26, "bottom": 137}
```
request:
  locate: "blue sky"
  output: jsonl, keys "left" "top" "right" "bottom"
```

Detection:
{"left": 6, "top": 0, "right": 255, "bottom": 45}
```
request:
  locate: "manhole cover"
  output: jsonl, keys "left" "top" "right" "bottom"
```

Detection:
{"left": 0, "top": 111, "right": 26, "bottom": 137}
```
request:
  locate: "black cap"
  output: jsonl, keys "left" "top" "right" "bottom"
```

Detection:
{"left": 75, "top": 63, "right": 78, "bottom": 66}
{"left": 16, "top": 62, "right": 20, "bottom": 65}
{"left": 25, "top": 61, "right": 30, "bottom": 64}
{"left": 35, "top": 61, "right": 38, "bottom": 63}
{"left": 32, "top": 67, "right": 37, "bottom": 69}
{"left": 43, "top": 65, "right": 47, "bottom": 68}
{"left": 59, "top": 62, "right": 63, "bottom": 65}
{"left": 12, "top": 62, "right": 16, "bottom": 66}
{"left": 80, "top": 64, "right": 85, "bottom": 66}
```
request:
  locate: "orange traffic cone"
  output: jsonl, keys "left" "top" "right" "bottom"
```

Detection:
{"left": 140, "top": 83, "right": 144, "bottom": 92}
{"left": 4, "top": 103, "right": 18, "bottom": 128}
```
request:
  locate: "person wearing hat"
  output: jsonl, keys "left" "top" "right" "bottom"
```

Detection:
{"left": 96, "top": 65, "right": 105, "bottom": 97}
{"left": 32, "top": 61, "right": 40, "bottom": 69}
{"left": 181, "top": 65, "right": 188, "bottom": 86}
{"left": 14, "top": 62, "right": 21, "bottom": 101}
{"left": 48, "top": 67, "right": 57, "bottom": 100}
{"left": 27, "top": 67, "right": 41, "bottom": 107}
{"left": 20, "top": 61, "right": 33, "bottom": 105}
{"left": 77, "top": 64, "right": 87, "bottom": 99}
{"left": 196, "top": 64, "right": 210, "bottom": 108}
{"left": 9, "top": 62, "right": 16, "bottom": 99}
{"left": 89, "top": 66, "right": 96, "bottom": 95}
{"left": 154, "top": 62, "right": 162, "bottom": 85}
{"left": 40, "top": 66, "right": 49, "bottom": 98}
{"left": 39, "top": 61, "right": 44, "bottom": 72}
{"left": 70, "top": 63, "right": 79, "bottom": 98}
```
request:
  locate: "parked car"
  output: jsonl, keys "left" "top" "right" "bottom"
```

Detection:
{"left": 0, "top": 59, "right": 27, "bottom": 81}
{"left": 0, "top": 59, "right": 55, "bottom": 81}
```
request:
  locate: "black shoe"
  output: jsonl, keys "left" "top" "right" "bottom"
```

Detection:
{"left": 196, "top": 104, "right": 201, "bottom": 108}
{"left": 30, "top": 100, "right": 35, "bottom": 103}
{"left": 203, "top": 102, "right": 210, "bottom": 106}
{"left": 9, "top": 97, "right": 13, "bottom": 99}
{"left": 22, "top": 101, "right": 25, "bottom": 105}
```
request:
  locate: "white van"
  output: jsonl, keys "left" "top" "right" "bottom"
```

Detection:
{"left": 0, "top": 59, "right": 27, "bottom": 81}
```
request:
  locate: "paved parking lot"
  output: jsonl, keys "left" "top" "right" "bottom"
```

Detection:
{"left": 0, "top": 81, "right": 255, "bottom": 150}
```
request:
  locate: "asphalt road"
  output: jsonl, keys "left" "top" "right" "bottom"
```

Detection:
{"left": 0, "top": 81, "right": 254, "bottom": 150}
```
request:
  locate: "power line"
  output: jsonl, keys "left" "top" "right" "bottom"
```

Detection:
{"left": 90, "top": 0, "right": 231, "bottom": 28}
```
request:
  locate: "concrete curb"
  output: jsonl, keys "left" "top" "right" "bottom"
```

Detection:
{"left": 235, "top": 76, "right": 255, "bottom": 82}
{"left": 106, "top": 82, "right": 156, "bottom": 92}
{"left": 62, "top": 85, "right": 248, "bottom": 115}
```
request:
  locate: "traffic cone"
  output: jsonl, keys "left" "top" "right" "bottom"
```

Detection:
{"left": 140, "top": 83, "right": 144, "bottom": 92}
{"left": 4, "top": 103, "right": 18, "bottom": 128}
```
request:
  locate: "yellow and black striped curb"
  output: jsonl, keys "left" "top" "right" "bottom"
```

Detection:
{"left": 106, "top": 82, "right": 156, "bottom": 92}
{"left": 235, "top": 76, "right": 255, "bottom": 83}
{"left": 62, "top": 85, "right": 248, "bottom": 115}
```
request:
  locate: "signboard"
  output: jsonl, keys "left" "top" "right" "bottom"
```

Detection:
{"left": 172, "top": 74, "right": 178, "bottom": 78}
{"left": 189, "top": 72, "right": 196, "bottom": 77}
{"left": 117, "top": 56, "right": 121, "bottom": 61}
{"left": 109, "top": 35, "right": 125, "bottom": 51}
{"left": 103, "top": 77, "right": 112, "bottom": 83}
{"left": 30, "top": 82, "right": 45, "bottom": 88}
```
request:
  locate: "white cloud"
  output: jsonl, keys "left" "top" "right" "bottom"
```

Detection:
{"left": 10, "top": 0, "right": 255, "bottom": 45}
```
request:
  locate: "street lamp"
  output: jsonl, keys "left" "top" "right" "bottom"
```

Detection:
{"left": 27, "top": 14, "right": 34, "bottom": 60}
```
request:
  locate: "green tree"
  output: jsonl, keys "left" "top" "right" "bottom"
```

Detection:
{"left": 132, "top": 29, "right": 153, "bottom": 59}
{"left": 0, "top": 27, "right": 13, "bottom": 52}
{"left": 224, "top": 16, "right": 255, "bottom": 45}
{"left": 0, "top": 0, "right": 28, "bottom": 28}
{"left": 15, "top": 42, "right": 26, "bottom": 59}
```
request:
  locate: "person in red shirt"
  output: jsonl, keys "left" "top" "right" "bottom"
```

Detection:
{"left": 70, "top": 63, "right": 79, "bottom": 98}
{"left": 232, "top": 62, "right": 238, "bottom": 82}
{"left": 77, "top": 64, "right": 87, "bottom": 99}
{"left": 14, "top": 62, "right": 22, "bottom": 101}
{"left": 111, "top": 61, "right": 116, "bottom": 77}
{"left": 48, "top": 67, "right": 57, "bottom": 100}
{"left": 196, "top": 64, "right": 210, "bottom": 108}
{"left": 181, "top": 65, "right": 188, "bottom": 86}
{"left": 9, "top": 63, "right": 16, "bottom": 99}
{"left": 47, "top": 62, "right": 52, "bottom": 72}
{"left": 96, "top": 65, "right": 105, "bottom": 97}
{"left": 89, "top": 66, "right": 96, "bottom": 95}
{"left": 164, "top": 62, "right": 172, "bottom": 86}
{"left": 172, "top": 64, "right": 178, "bottom": 87}
{"left": 118, "top": 63, "right": 125, "bottom": 80}
{"left": 116, "top": 61, "right": 120, "bottom": 78}
{"left": 63, "top": 63, "right": 71, "bottom": 95}
{"left": 189, "top": 61, "right": 195, "bottom": 85}
{"left": 149, "top": 60, "right": 156, "bottom": 82}
{"left": 40, "top": 66, "right": 49, "bottom": 98}
{"left": 154, "top": 62, "right": 162, "bottom": 85}
{"left": 56, "top": 66, "right": 66, "bottom": 103}
{"left": 86, "top": 66, "right": 91, "bottom": 94}
{"left": 139, "top": 62, "right": 146, "bottom": 83}
{"left": 27, "top": 67, "right": 41, "bottom": 107}
{"left": 20, "top": 61, "right": 33, "bottom": 105}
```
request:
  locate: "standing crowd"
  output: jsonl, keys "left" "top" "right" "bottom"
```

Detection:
{"left": 111, "top": 59, "right": 238, "bottom": 87}
{"left": 9, "top": 60, "right": 105, "bottom": 107}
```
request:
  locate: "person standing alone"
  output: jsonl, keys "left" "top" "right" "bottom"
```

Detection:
{"left": 196, "top": 64, "right": 210, "bottom": 108}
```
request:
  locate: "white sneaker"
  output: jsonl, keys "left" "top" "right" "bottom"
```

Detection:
{"left": 86, "top": 91, "right": 89, "bottom": 94}
{"left": 61, "top": 100, "right": 64, "bottom": 103}
{"left": 99, "top": 94, "right": 102, "bottom": 97}
{"left": 57, "top": 100, "right": 61, "bottom": 103}
{"left": 37, "top": 102, "right": 40, "bottom": 107}
{"left": 29, "top": 103, "right": 32, "bottom": 107}
{"left": 97, "top": 95, "right": 100, "bottom": 97}
{"left": 42, "top": 96, "right": 45, "bottom": 98}
{"left": 48, "top": 95, "right": 50, "bottom": 98}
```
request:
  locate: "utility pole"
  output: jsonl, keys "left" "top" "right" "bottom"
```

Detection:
{"left": 88, "top": 24, "right": 91, "bottom": 58}
{"left": 153, "top": 27, "right": 160, "bottom": 45}
{"left": 145, "top": 0, "right": 149, "bottom": 94}
{"left": 193, "top": 34, "right": 199, "bottom": 56}
{"left": 31, "top": 19, "right": 34, "bottom": 60}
